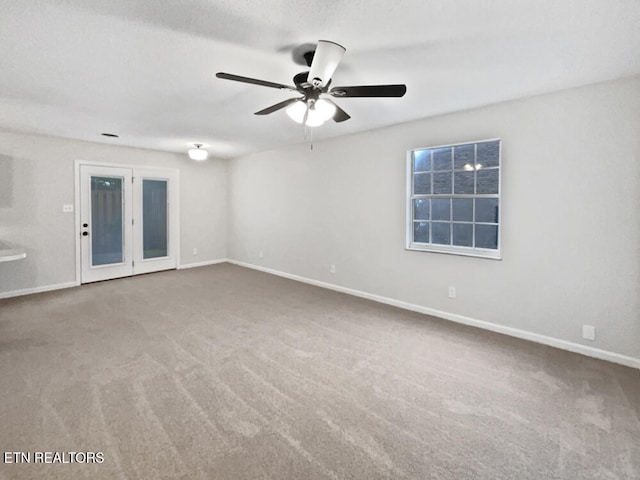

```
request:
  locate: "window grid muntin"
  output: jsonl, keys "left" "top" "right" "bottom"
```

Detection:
{"left": 408, "top": 139, "right": 500, "bottom": 257}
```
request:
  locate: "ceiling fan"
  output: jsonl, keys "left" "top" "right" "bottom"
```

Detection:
{"left": 216, "top": 40, "right": 407, "bottom": 127}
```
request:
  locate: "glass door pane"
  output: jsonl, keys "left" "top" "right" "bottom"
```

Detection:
{"left": 142, "top": 179, "right": 168, "bottom": 259}
{"left": 91, "top": 176, "right": 124, "bottom": 266}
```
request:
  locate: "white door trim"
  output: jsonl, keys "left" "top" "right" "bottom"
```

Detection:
{"left": 74, "top": 160, "right": 181, "bottom": 284}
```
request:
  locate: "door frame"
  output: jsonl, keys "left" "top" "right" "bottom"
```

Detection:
{"left": 74, "top": 160, "right": 181, "bottom": 284}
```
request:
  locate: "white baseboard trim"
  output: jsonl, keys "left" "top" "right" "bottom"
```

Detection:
{"left": 178, "top": 258, "right": 229, "bottom": 270}
{"left": 0, "top": 281, "right": 80, "bottom": 300}
{"left": 0, "top": 260, "right": 229, "bottom": 299}
{"left": 228, "top": 260, "right": 640, "bottom": 370}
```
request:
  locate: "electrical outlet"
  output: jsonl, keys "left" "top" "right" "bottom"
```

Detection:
{"left": 582, "top": 325, "right": 596, "bottom": 341}
{"left": 259, "top": 250, "right": 263, "bottom": 258}
{"left": 330, "top": 264, "right": 336, "bottom": 274}
{"left": 448, "top": 286, "right": 456, "bottom": 299}
{"left": 192, "top": 248, "right": 198, "bottom": 255}
{"left": 62, "top": 204, "right": 74, "bottom": 213}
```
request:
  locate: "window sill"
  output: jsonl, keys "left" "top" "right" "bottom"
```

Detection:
{"left": 406, "top": 243, "right": 501, "bottom": 260}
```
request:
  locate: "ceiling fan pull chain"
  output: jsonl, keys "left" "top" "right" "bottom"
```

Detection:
{"left": 301, "top": 123, "right": 313, "bottom": 150}
{"left": 304, "top": 102, "right": 316, "bottom": 149}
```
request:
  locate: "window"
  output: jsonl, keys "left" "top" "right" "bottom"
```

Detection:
{"left": 406, "top": 139, "right": 501, "bottom": 259}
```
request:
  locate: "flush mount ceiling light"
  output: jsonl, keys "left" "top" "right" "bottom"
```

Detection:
{"left": 188, "top": 143, "right": 208, "bottom": 161}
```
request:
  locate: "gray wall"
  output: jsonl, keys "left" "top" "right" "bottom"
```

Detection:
{"left": 1, "top": 76, "right": 638, "bottom": 361}
{"left": 227, "top": 76, "right": 640, "bottom": 360}
{"left": 0, "top": 131, "right": 228, "bottom": 294}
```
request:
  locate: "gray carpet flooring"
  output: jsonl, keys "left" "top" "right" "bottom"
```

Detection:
{"left": 0, "top": 263, "right": 639, "bottom": 479}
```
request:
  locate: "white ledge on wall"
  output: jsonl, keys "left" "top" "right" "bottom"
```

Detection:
{"left": 0, "top": 240, "right": 27, "bottom": 262}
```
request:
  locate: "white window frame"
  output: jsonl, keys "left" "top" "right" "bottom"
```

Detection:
{"left": 405, "top": 138, "right": 502, "bottom": 260}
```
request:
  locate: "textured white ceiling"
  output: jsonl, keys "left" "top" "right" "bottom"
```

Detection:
{"left": 1, "top": 0, "right": 639, "bottom": 158}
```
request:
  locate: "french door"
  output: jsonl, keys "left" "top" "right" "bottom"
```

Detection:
{"left": 79, "top": 164, "right": 179, "bottom": 283}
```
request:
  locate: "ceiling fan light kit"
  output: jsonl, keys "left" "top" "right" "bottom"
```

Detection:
{"left": 188, "top": 143, "right": 208, "bottom": 161}
{"left": 286, "top": 98, "right": 337, "bottom": 127}
{"left": 216, "top": 39, "right": 406, "bottom": 129}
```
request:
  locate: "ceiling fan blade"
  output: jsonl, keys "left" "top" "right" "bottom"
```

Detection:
{"left": 254, "top": 98, "right": 300, "bottom": 115}
{"left": 216, "top": 72, "right": 295, "bottom": 91}
{"left": 330, "top": 84, "right": 407, "bottom": 98}
{"left": 324, "top": 99, "right": 351, "bottom": 122}
{"left": 307, "top": 40, "right": 346, "bottom": 88}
